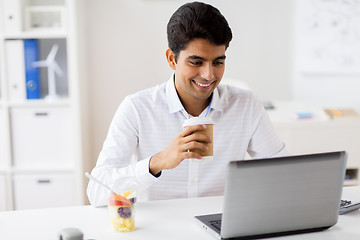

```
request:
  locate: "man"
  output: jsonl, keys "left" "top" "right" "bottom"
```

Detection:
{"left": 87, "top": 2, "right": 288, "bottom": 206}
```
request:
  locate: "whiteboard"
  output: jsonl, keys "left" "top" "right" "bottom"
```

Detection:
{"left": 294, "top": 0, "right": 360, "bottom": 74}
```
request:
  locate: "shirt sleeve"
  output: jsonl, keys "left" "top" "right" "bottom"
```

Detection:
{"left": 86, "top": 96, "right": 159, "bottom": 207}
{"left": 247, "top": 97, "right": 290, "bottom": 159}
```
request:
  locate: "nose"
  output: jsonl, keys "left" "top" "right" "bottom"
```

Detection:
{"left": 200, "top": 63, "right": 215, "bottom": 81}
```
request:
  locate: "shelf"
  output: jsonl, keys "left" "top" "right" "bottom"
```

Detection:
{"left": 344, "top": 180, "right": 359, "bottom": 186}
{"left": 0, "top": 0, "right": 85, "bottom": 210}
{"left": 11, "top": 167, "right": 74, "bottom": 174}
{"left": 8, "top": 98, "right": 71, "bottom": 108}
{"left": 344, "top": 168, "right": 358, "bottom": 186}
{"left": 4, "top": 31, "right": 67, "bottom": 40}
{"left": 25, "top": 5, "right": 66, "bottom": 32}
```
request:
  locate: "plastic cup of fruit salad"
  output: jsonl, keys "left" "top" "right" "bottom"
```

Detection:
{"left": 108, "top": 190, "right": 137, "bottom": 232}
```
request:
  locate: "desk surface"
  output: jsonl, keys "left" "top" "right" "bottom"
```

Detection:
{"left": 1, "top": 187, "right": 360, "bottom": 240}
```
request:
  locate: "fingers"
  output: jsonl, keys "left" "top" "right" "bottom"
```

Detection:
{"left": 182, "top": 151, "right": 203, "bottom": 160}
{"left": 182, "top": 141, "right": 209, "bottom": 153}
{"left": 180, "top": 125, "right": 212, "bottom": 143}
{"left": 183, "top": 132, "right": 212, "bottom": 144}
{"left": 177, "top": 124, "right": 212, "bottom": 154}
{"left": 180, "top": 124, "right": 207, "bottom": 137}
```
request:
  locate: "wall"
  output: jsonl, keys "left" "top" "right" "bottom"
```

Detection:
{"left": 292, "top": 0, "right": 360, "bottom": 110}
{"left": 82, "top": 0, "right": 295, "bottom": 168}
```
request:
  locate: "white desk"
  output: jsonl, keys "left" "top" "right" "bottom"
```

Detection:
{"left": 1, "top": 187, "right": 359, "bottom": 240}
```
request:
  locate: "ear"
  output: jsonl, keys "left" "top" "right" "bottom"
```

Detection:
{"left": 166, "top": 48, "right": 176, "bottom": 70}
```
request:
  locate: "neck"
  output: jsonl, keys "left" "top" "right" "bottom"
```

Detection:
{"left": 180, "top": 95, "right": 211, "bottom": 117}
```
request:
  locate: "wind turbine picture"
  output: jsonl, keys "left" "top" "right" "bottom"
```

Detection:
{"left": 32, "top": 44, "right": 64, "bottom": 100}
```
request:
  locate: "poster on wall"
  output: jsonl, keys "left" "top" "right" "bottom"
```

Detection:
{"left": 295, "top": 0, "right": 360, "bottom": 75}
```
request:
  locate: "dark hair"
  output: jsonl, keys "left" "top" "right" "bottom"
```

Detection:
{"left": 167, "top": 1, "right": 232, "bottom": 62}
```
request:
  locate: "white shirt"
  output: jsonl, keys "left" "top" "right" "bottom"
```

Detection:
{"left": 87, "top": 76, "right": 289, "bottom": 206}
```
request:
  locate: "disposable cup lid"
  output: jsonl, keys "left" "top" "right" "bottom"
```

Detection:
{"left": 183, "top": 117, "right": 214, "bottom": 127}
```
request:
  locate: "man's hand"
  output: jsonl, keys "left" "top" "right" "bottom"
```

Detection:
{"left": 149, "top": 124, "right": 212, "bottom": 176}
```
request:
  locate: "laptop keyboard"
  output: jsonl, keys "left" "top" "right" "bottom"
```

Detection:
{"left": 210, "top": 220, "right": 222, "bottom": 231}
{"left": 340, "top": 199, "right": 360, "bottom": 215}
{"left": 340, "top": 199, "right": 351, "bottom": 206}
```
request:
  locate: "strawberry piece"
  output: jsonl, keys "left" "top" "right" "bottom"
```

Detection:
{"left": 108, "top": 193, "right": 132, "bottom": 206}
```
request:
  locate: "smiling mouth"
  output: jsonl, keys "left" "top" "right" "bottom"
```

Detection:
{"left": 193, "top": 80, "right": 215, "bottom": 88}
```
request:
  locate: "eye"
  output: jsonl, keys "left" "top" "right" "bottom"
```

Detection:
{"left": 213, "top": 61, "right": 224, "bottom": 66}
{"left": 189, "top": 61, "right": 202, "bottom": 66}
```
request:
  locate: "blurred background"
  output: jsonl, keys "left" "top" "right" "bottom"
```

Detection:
{"left": 1, "top": 0, "right": 360, "bottom": 209}
{"left": 83, "top": 0, "right": 294, "bottom": 165}
{"left": 82, "top": 0, "right": 360, "bottom": 168}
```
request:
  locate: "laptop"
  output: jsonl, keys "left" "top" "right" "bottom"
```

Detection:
{"left": 195, "top": 151, "right": 347, "bottom": 239}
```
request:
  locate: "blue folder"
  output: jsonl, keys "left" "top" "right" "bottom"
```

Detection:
{"left": 24, "top": 39, "right": 41, "bottom": 99}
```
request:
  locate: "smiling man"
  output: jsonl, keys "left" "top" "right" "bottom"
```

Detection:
{"left": 168, "top": 38, "right": 226, "bottom": 116}
{"left": 87, "top": 2, "right": 288, "bottom": 206}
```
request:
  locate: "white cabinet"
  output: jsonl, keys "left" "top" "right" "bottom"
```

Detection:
{"left": 13, "top": 173, "right": 74, "bottom": 210}
{"left": 0, "top": 174, "right": 6, "bottom": 210}
{"left": 268, "top": 101, "right": 360, "bottom": 186}
{"left": 10, "top": 107, "right": 73, "bottom": 168}
{"left": 0, "top": 109, "right": 4, "bottom": 169}
{"left": 289, "top": 121, "right": 360, "bottom": 167}
{"left": 0, "top": 0, "right": 85, "bottom": 210}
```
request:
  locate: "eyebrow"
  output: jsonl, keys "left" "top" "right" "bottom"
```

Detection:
{"left": 187, "top": 55, "right": 226, "bottom": 61}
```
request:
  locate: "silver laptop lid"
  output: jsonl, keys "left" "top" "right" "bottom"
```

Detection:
{"left": 221, "top": 151, "right": 347, "bottom": 239}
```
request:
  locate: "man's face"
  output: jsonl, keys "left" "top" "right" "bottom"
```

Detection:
{"left": 169, "top": 38, "right": 226, "bottom": 104}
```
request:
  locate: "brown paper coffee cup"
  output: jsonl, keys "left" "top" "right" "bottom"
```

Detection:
{"left": 183, "top": 117, "right": 214, "bottom": 161}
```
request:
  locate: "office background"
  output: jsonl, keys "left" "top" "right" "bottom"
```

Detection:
{"left": 82, "top": 0, "right": 294, "bottom": 169}
{"left": 1, "top": 0, "right": 359, "bottom": 208}
{"left": 81, "top": 0, "right": 360, "bottom": 170}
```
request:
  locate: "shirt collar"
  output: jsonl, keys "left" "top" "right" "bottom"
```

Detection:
{"left": 210, "top": 85, "right": 221, "bottom": 112}
{"left": 166, "top": 75, "right": 184, "bottom": 114}
{"left": 166, "top": 74, "right": 222, "bottom": 115}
